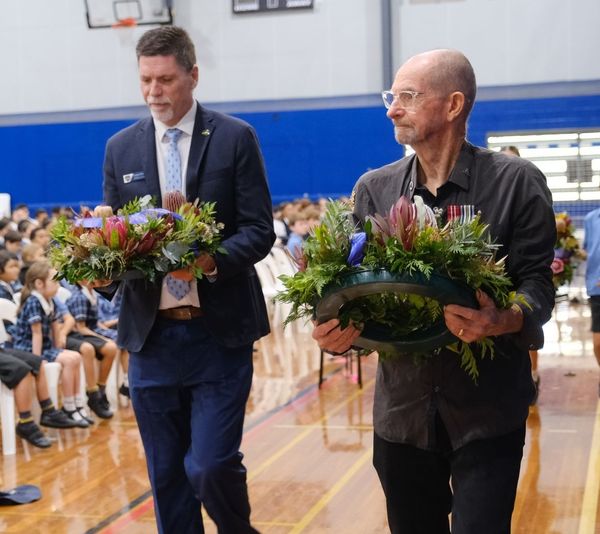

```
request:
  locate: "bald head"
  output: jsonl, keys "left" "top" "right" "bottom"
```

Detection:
{"left": 404, "top": 49, "right": 477, "bottom": 119}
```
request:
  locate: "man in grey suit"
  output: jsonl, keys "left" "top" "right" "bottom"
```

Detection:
{"left": 101, "top": 26, "right": 274, "bottom": 534}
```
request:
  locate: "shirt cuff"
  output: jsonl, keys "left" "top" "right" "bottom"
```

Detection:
{"left": 205, "top": 265, "right": 218, "bottom": 283}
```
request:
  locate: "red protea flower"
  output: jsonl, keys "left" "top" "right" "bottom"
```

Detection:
{"left": 103, "top": 217, "right": 128, "bottom": 250}
{"left": 388, "top": 196, "right": 418, "bottom": 250}
{"left": 135, "top": 230, "right": 157, "bottom": 255}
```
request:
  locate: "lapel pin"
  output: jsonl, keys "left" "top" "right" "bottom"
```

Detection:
{"left": 123, "top": 173, "right": 133, "bottom": 184}
{"left": 201, "top": 129, "right": 210, "bottom": 136}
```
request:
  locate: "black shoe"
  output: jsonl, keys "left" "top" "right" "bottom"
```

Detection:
{"left": 119, "top": 383, "right": 130, "bottom": 398}
{"left": 61, "top": 407, "right": 90, "bottom": 428}
{"left": 101, "top": 391, "right": 114, "bottom": 413}
{"left": 16, "top": 422, "right": 51, "bottom": 449}
{"left": 76, "top": 408, "right": 94, "bottom": 425}
{"left": 40, "top": 408, "right": 79, "bottom": 429}
{"left": 87, "top": 390, "right": 113, "bottom": 419}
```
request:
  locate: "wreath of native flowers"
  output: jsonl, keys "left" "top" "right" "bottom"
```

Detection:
{"left": 277, "top": 196, "right": 528, "bottom": 380}
{"left": 552, "top": 212, "right": 585, "bottom": 289}
{"left": 49, "top": 193, "right": 225, "bottom": 284}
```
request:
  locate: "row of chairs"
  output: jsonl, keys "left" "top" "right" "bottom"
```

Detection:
{"left": 254, "top": 245, "right": 298, "bottom": 331}
{"left": 253, "top": 246, "right": 362, "bottom": 387}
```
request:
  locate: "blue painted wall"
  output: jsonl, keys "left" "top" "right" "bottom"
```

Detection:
{"left": 1, "top": 93, "right": 600, "bottom": 210}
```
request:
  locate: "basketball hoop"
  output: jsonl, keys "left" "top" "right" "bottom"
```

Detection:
{"left": 112, "top": 17, "right": 138, "bottom": 29}
{"left": 85, "top": 0, "right": 173, "bottom": 29}
{"left": 112, "top": 17, "right": 138, "bottom": 47}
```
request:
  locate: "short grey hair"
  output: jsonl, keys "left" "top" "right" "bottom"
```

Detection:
{"left": 136, "top": 26, "right": 196, "bottom": 72}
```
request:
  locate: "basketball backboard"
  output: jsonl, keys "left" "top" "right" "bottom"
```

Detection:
{"left": 84, "top": 0, "right": 173, "bottom": 29}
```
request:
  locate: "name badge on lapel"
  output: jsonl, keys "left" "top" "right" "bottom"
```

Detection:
{"left": 123, "top": 172, "right": 145, "bottom": 184}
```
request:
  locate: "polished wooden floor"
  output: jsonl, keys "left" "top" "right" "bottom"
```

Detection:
{"left": 1, "top": 297, "right": 599, "bottom": 533}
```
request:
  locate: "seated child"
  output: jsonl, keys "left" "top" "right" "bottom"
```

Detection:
{"left": 0, "top": 321, "right": 77, "bottom": 448}
{"left": 11, "top": 261, "right": 89, "bottom": 427}
{"left": 19, "top": 243, "right": 46, "bottom": 285}
{"left": 286, "top": 211, "right": 310, "bottom": 259}
{"left": 0, "top": 250, "right": 20, "bottom": 302}
{"left": 66, "top": 282, "right": 118, "bottom": 419}
{"left": 3, "top": 230, "right": 23, "bottom": 259}
{"left": 53, "top": 297, "right": 96, "bottom": 424}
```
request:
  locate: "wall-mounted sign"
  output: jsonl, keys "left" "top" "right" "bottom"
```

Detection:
{"left": 232, "top": 0, "right": 313, "bottom": 14}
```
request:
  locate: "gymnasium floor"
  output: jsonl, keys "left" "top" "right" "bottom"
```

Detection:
{"left": 0, "top": 297, "right": 599, "bottom": 533}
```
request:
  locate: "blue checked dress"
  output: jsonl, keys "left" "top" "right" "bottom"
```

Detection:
{"left": 12, "top": 296, "right": 61, "bottom": 362}
{"left": 66, "top": 289, "right": 117, "bottom": 341}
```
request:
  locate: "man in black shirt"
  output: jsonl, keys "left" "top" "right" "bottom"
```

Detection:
{"left": 312, "top": 49, "right": 555, "bottom": 534}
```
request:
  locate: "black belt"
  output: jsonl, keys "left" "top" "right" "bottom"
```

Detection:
{"left": 157, "top": 306, "right": 203, "bottom": 320}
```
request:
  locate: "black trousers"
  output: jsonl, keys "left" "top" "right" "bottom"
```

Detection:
{"left": 373, "top": 419, "right": 526, "bottom": 534}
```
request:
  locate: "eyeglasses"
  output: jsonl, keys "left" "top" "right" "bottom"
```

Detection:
{"left": 381, "top": 90, "right": 425, "bottom": 110}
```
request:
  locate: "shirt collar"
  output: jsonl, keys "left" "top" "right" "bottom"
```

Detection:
{"left": 447, "top": 142, "right": 474, "bottom": 191}
{"left": 80, "top": 285, "right": 97, "bottom": 305}
{"left": 31, "top": 290, "right": 54, "bottom": 316}
{"left": 153, "top": 100, "right": 197, "bottom": 141}
{"left": 412, "top": 141, "right": 474, "bottom": 192}
{"left": 0, "top": 280, "right": 13, "bottom": 295}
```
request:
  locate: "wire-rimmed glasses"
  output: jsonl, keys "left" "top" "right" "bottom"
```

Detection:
{"left": 381, "top": 90, "right": 425, "bottom": 110}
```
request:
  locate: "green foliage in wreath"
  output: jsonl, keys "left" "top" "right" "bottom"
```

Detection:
{"left": 277, "top": 197, "right": 529, "bottom": 380}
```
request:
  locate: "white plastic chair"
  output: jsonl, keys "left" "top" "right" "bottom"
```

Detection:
{"left": 0, "top": 320, "right": 16, "bottom": 455}
{"left": 44, "top": 362, "right": 62, "bottom": 409}
{"left": 269, "top": 246, "right": 298, "bottom": 277}
{"left": 254, "top": 258, "right": 287, "bottom": 328}
{"left": 0, "top": 298, "right": 17, "bottom": 325}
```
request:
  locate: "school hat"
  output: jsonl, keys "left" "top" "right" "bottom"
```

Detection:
{"left": 0, "top": 485, "right": 42, "bottom": 505}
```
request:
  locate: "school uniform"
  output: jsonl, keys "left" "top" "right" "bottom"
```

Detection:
{"left": 0, "top": 281, "right": 16, "bottom": 302}
{"left": 65, "top": 286, "right": 113, "bottom": 354}
{"left": 12, "top": 293, "right": 61, "bottom": 362}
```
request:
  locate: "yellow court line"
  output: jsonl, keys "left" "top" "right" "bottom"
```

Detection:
{"left": 254, "top": 521, "right": 297, "bottom": 527}
{"left": 578, "top": 398, "right": 600, "bottom": 534}
{"left": 0, "top": 511, "right": 104, "bottom": 519}
{"left": 289, "top": 447, "right": 373, "bottom": 534}
{"left": 247, "top": 378, "right": 375, "bottom": 482}
{"left": 247, "top": 427, "right": 314, "bottom": 482}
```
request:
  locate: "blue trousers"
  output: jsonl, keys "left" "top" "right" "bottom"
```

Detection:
{"left": 373, "top": 418, "right": 525, "bottom": 534}
{"left": 129, "top": 317, "right": 259, "bottom": 534}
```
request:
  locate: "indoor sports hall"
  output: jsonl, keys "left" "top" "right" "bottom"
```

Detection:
{"left": 0, "top": 1, "right": 599, "bottom": 533}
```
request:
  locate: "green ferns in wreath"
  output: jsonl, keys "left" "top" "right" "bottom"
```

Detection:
{"left": 277, "top": 196, "right": 528, "bottom": 380}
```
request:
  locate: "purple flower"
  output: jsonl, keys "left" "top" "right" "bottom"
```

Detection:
{"left": 128, "top": 208, "right": 182, "bottom": 224}
{"left": 77, "top": 217, "right": 104, "bottom": 228}
{"left": 554, "top": 247, "right": 572, "bottom": 260}
{"left": 347, "top": 232, "right": 367, "bottom": 266}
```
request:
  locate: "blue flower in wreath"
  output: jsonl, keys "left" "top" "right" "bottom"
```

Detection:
{"left": 347, "top": 232, "right": 367, "bottom": 266}
{"left": 554, "top": 247, "right": 572, "bottom": 260}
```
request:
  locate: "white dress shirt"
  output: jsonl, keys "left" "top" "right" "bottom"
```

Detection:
{"left": 153, "top": 102, "right": 201, "bottom": 310}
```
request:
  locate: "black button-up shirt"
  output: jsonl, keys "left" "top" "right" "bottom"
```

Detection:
{"left": 352, "top": 142, "right": 556, "bottom": 450}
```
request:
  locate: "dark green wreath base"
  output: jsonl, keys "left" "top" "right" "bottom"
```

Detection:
{"left": 315, "top": 269, "right": 478, "bottom": 354}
